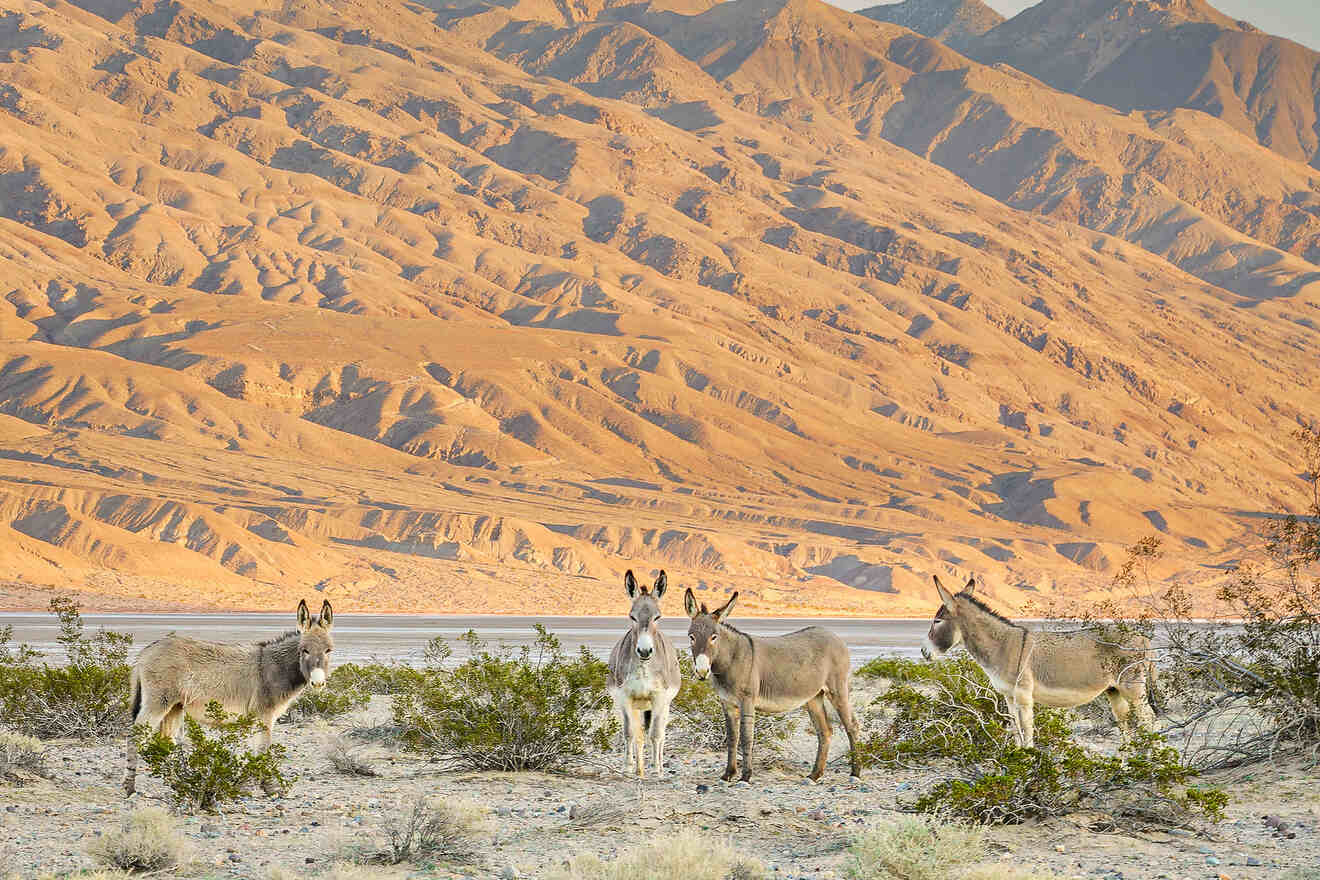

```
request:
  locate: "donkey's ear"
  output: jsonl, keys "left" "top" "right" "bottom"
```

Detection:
{"left": 624, "top": 569, "right": 639, "bottom": 599}
{"left": 296, "top": 599, "right": 312, "bottom": 632}
{"left": 963, "top": 576, "right": 976, "bottom": 595}
{"left": 714, "top": 592, "right": 738, "bottom": 623}
{"left": 319, "top": 600, "right": 334, "bottom": 629}
{"left": 933, "top": 575, "right": 956, "bottom": 610}
{"left": 684, "top": 587, "right": 700, "bottom": 618}
{"left": 653, "top": 570, "right": 668, "bottom": 599}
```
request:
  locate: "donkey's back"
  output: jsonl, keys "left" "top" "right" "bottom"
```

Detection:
{"left": 753, "top": 626, "right": 851, "bottom": 711}
{"left": 131, "top": 635, "right": 265, "bottom": 720}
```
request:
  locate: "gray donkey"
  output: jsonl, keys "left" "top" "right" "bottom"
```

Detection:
{"left": 685, "top": 588, "right": 861, "bottom": 783}
{"left": 608, "top": 570, "right": 681, "bottom": 778}
{"left": 922, "top": 575, "right": 1157, "bottom": 746}
{"left": 124, "top": 599, "right": 334, "bottom": 796}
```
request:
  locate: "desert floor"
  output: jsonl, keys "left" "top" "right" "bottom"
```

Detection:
{"left": 2, "top": 688, "right": 1317, "bottom": 880}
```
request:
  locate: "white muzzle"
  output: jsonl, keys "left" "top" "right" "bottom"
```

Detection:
{"left": 309, "top": 667, "right": 327, "bottom": 686}
{"left": 636, "top": 631, "right": 655, "bottom": 660}
{"left": 693, "top": 653, "right": 711, "bottom": 678}
{"left": 920, "top": 636, "right": 938, "bottom": 661}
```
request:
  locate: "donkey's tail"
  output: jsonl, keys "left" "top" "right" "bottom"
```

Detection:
{"left": 1145, "top": 659, "right": 1165, "bottom": 717}
{"left": 643, "top": 709, "right": 653, "bottom": 734}
{"left": 129, "top": 675, "right": 142, "bottom": 721}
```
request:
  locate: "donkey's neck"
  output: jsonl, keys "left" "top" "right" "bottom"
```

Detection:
{"left": 257, "top": 632, "right": 307, "bottom": 707}
{"left": 710, "top": 622, "right": 753, "bottom": 682}
{"left": 957, "top": 602, "right": 1027, "bottom": 685}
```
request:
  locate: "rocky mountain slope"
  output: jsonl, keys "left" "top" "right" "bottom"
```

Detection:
{"left": 967, "top": 0, "right": 1320, "bottom": 169}
{"left": 857, "top": 0, "right": 1003, "bottom": 53}
{"left": 0, "top": 0, "right": 1316, "bottom": 614}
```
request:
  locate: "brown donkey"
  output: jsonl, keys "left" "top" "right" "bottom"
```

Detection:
{"left": 922, "top": 575, "right": 1157, "bottom": 747}
{"left": 124, "top": 599, "right": 334, "bottom": 796}
{"left": 685, "top": 589, "right": 861, "bottom": 783}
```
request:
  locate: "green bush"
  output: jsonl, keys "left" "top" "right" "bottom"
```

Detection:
{"left": 861, "top": 657, "right": 1224, "bottom": 825}
{"left": 137, "top": 702, "right": 289, "bottom": 811}
{"left": 0, "top": 597, "right": 132, "bottom": 739}
{"left": 392, "top": 625, "right": 616, "bottom": 771}
{"left": 667, "top": 653, "right": 797, "bottom": 758}
{"left": 330, "top": 662, "right": 429, "bottom": 696}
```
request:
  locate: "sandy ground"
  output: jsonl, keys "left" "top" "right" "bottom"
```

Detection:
{"left": 2, "top": 688, "right": 1317, "bottom": 880}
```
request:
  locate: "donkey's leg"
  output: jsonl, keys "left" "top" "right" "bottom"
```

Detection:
{"left": 827, "top": 686, "right": 863, "bottom": 779}
{"left": 617, "top": 703, "right": 633, "bottom": 774}
{"left": 124, "top": 683, "right": 171, "bottom": 796}
{"left": 260, "top": 717, "right": 281, "bottom": 795}
{"left": 1105, "top": 687, "right": 1134, "bottom": 741}
{"left": 721, "top": 704, "right": 741, "bottom": 782}
{"left": 626, "top": 705, "right": 647, "bottom": 778}
{"left": 1011, "top": 692, "right": 1034, "bottom": 748}
{"left": 737, "top": 700, "right": 755, "bottom": 783}
{"left": 649, "top": 694, "right": 674, "bottom": 774}
{"left": 804, "top": 694, "right": 831, "bottom": 781}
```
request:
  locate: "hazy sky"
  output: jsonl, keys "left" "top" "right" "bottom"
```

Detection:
{"left": 843, "top": 0, "right": 1320, "bottom": 53}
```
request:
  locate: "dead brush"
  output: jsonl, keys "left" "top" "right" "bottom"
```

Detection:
{"left": 353, "top": 793, "right": 483, "bottom": 866}
{"left": 88, "top": 806, "right": 192, "bottom": 874}
{"left": 0, "top": 728, "right": 50, "bottom": 781}
{"left": 326, "top": 734, "right": 377, "bottom": 777}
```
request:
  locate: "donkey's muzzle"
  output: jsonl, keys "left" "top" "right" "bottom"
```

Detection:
{"left": 636, "top": 647, "right": 653, "bottom": 661}
{"left": 920, "top": 646, "right": 931, "bottom": 661}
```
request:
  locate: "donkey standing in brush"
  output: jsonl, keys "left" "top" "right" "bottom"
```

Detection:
{"left": 922, "top": 574, "right": 1158, "bottom": 747}
{"left": 685, "top": 588, "right": 861, "bottom": 783}
{"left": 608, "top": 570, "right": 681, "bottom": 778}
{"left": 124, "top": 599, "right": 335, "bottom": 796}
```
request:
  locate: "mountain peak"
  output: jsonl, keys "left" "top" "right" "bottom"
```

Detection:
{"left": 858, "top": 0, "right": 1004, "bottom": 53}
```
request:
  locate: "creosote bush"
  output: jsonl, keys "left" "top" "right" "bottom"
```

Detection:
{"left": 549, "top": 829, "right": 765, "bottom": 880}
{"left": 860, "top": 656, "right": 1225, "bottom": 825}
{"left": 392, "top": 626, "right": 616, "bottom": 771}
{"left": 667, "top": 653, "right": 797, "bottom": 758}
{"left": 88, "top": 806, "right": 192, "bottom": 874}
{"left": 352, "top": 794, "right": 482, "bottom": 866}
{"left": 137, "top": 702, "right": 289, "bottom": 810}
{"left": 0, "top": 597, "right": 132, "bottom": 739}
{"left": 0, "top": 728, "right": 50, "bottom": 781}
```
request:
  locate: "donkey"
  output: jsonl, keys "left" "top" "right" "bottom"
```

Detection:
{"left": 922, "top": 574, "right": 1157, "bottom": 747}
{"left": 607, "top": 570, "right": 681, "bottom": 778}
{"left": 124, "top": 599, "right": 335, "bottom": 796}
{"left": 685, "top": 588, "right": 861, "bottom": 783}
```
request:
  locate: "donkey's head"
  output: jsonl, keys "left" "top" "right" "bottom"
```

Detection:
{"left": 296, "top": 599, "right": 335, "bottom": 687}
{"left": 921, "top": 575, "right": 975, "bottom": 660}
{"left": 684, "top": 588, "right": 737, "bottom": 680}
{"left": 624, "top": 569, "right": 667, "bottom": 662}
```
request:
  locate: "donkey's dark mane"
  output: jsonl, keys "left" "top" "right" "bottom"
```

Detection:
{"left": 959, "top": 592, "right": 1021, "bottom": 628}
{"left": 257, "top": 629, "right": 301, "bottom": 648}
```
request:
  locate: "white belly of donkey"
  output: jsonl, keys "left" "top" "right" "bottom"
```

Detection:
{"left": 610, "top": 666, "right": 672, "bottom": 711}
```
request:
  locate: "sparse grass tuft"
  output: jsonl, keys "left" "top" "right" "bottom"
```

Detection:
{"left": 353, "top": 793, "right": 483, "bottom": 866}
{"left": 88, "top": 806, "right": 192, "bottom": 874}
{"left": 269, "top": 862, "right": 410, "bottom": 880}
{"left": 549, "top": 829, "right": 766, "bottom": 880}
{"left": 843, "top": 817, "right": 984, "bottom": 880}
{"left": 0, "top": 728, "right": 49, "bottom": 781}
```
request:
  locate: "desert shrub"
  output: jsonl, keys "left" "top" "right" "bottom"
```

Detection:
{"left": 549, "top": 829, "right": 765, "bottom": 880}
{"left": 351, "top": 794, "right": 482, "bottom": 866}
{"left": 843, "top": 817, "right": 984, "bottom": 880}
{"left": 270, "top": 864, "right": 409, "bottom": 880}
{"left": 861, "top": 656, "right": 1224, "bottom": 825}
{"left": 0, "top": 728, "right": 49, "bottom": 781}
{"left": 286, "top": 676, "right": 372, "bottom": 721}
{"left": 0, "top": 597, "right": 132, "bottom": 739}
{"left": 392, "top": 626, "right": 616, "bottom": 771}
{"left": 326, "top": 734, "right": 377, "bottom": 777}
{"left": 88, "top": 806, "right": 192, "bottom": 874}
{"left": 666, "top": 653, "right": 797, "bottom": 758}
{"left": 330, "top": 662, "right": 428, "bottom": 696}
{"left": 137, "top": 702, "right": 289, "bottom": 810}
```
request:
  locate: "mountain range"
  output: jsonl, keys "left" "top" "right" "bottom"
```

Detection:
{"left": 0, "top": 0, "right": 1317, "bottom": 614}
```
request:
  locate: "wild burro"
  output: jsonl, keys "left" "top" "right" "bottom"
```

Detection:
{"left": 922, "top": 574, "right": 1158, "bottom": 747}
{"left": 607, "top": 570, "right": 681, "bottom": 778}
{"left": 124, "top": 599, "right": 335, "bottom": 796}
{"left": 685, "top": 589, "right": 861, "bottom": 783}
